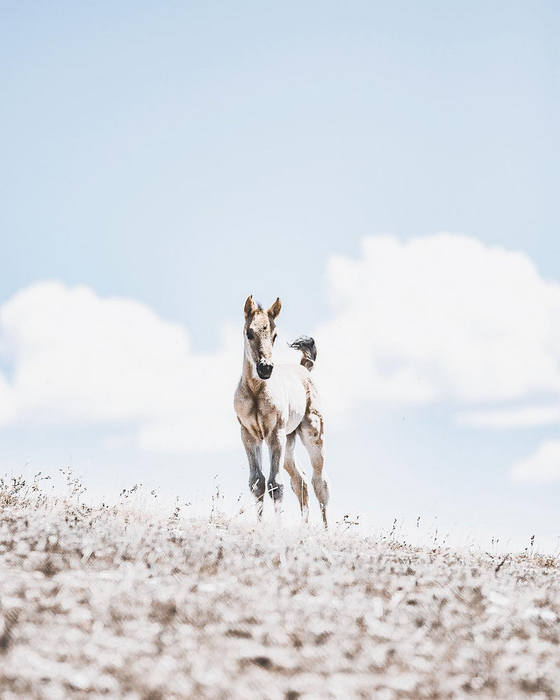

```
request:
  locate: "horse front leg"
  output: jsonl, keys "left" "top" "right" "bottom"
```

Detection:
{"left": 240, "top": 424, "right": 265, "bottom": 519}
{"left": 266, "top": 428, "right": 286, "bottom": 510}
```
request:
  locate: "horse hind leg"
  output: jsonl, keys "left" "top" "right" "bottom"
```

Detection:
{"left": 299, "top": 412, "right": 329, "bottom": 528}
{"left": 284, "top": 432, "right": 309, "bottom": 522}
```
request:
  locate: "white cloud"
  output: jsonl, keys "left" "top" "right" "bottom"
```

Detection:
{"left": 1, "top": 233, "right": 560, "bottom": 455}
{"left": 314, "top": 233, "right": 560, "bottom": 414}
{"left": 511, "top": 441, "right": 560, "bottom": 483}
{"left": 0, "top": 282, "right": 240, "bottom": 452}
{"left": 457, "top": 405, "right": 560, "bottom": 429}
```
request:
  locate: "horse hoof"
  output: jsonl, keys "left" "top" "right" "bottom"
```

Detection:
{"left": 267, "top": 481, "right": 284, "bottom": 501}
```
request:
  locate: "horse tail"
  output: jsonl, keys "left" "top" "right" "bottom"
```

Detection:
{"left": 290, "top": 336, "right": 317, "bottom": 371}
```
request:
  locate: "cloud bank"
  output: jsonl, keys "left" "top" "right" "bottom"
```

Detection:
{"left": 0, "top": 282, "right": 240, "bottom": 452}
{"left": 314, "top": 233, "right": 560, "bottom": 413}
{"left": 1, "top": 234, "right": 559, "bottom": 474}
{"left": 457, "top": 405, "right": 560, "bottom": 429}
{"left": 511, "top": 441, "right": 560, "bottom": 483}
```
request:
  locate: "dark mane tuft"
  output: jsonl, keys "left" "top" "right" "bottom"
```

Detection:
{"left": 290, "top": 336, "right": 317, "bottom": 370}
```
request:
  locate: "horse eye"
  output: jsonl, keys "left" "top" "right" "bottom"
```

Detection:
{"left": 246, "top": 328, "right": 255, "bottom": 340}
{"left": 272, "top": 333, "right": 277, "bottom": 344}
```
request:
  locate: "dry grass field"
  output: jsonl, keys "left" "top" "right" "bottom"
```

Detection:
{"left": 1, "top": 474, "right": 560, "bottom": 699}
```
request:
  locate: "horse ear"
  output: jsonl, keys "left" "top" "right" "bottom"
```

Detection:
{"left": 267, "top": 297, "right": 282, "bottom": 320}
{"left": 244, "top": 295, "right": 258, "bottom": 318}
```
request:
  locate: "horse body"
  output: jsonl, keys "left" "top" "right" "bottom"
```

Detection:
{"left": 234, "top": 295, "right": 329, "bottom": 526}
{"left": 236, "top": 363, "right": 307, "bottom": 439}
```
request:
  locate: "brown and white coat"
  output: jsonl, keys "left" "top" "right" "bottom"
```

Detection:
{"left": 234, "top": 296, "right": 329, "bottom": 526}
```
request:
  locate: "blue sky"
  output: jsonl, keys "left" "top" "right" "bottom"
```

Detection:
{"left": 1, "top": 2, "right": 559, "bottom": 547}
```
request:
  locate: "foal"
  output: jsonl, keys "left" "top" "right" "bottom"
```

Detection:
{"left": 234, "top": 295, "right": 329, "bottom": 526}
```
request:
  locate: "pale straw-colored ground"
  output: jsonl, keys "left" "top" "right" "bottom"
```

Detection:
{"left": 1, "top": 475, "right": 559, "bottom": 699}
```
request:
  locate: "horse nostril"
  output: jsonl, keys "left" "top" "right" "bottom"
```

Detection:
{"left": 257, "top": 361, "right": 273, "bottom": 379}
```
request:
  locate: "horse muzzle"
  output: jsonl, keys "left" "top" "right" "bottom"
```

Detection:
{"left": 256, "top": 361, "right": 274, "bottom": 379}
